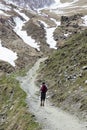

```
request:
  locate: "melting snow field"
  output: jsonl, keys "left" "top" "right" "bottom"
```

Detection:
{"left": 0, "top": 10, "right": 10, "bottom": 16}
{"left": 13, "top": 9, "right": 40, "bottom": 51}
{"left": 0, "top": 0, "right": 87, "bottom": 67}
{"left": 14, "top": 8, "right": 60, "bottom": 50}
{"left": 0, "top": 2, "right": 11, "bottom": 11}
{"left": 39, "top": 20, "right": 60, "bottom": 49}
{"left": 0, "top": 2, "right": 11, "bottom": 16}
{"left": 46, "top": 27, "right": 57, "bottom": 49}
{"left": 51, "top": 0, "right": 79, "bottom": 9}
{"left": 0, "top": 40, "right": 17, "bottom": 67}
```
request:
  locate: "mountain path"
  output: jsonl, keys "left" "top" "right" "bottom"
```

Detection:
{"left": 18, "top": 58, "right": 87, "bottom": 130}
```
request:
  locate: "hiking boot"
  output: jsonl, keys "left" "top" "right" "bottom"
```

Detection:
{"left": 40, "top": 103, "right": 42, "bottom": 106}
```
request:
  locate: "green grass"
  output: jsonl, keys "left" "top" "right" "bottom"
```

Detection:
{"left": 0, "top": 72, "right": 41, "bottom": 130}
{"left": 37, "top": 29, "right": 87, "bottom": 119}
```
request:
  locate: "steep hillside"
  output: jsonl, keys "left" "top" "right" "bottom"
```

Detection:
{"left": 37, "top": 29, "right": 87, "bottom": 121}
{"left": 0, "top": 73, "right": 41, "bottom": 130}
{"left": 0, "top": 0, "right": 56, "bottom": 72}
{"left": 0, "top": 19, "right": 40, "bottom": 72}
{"left": 0, "top": 1, "right": 44, "bottom": 72}
{"left": 54, "top": 14, "right": 85, "bottom": 47}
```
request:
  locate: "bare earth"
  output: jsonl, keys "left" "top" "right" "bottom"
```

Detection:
{"left": 18, "top": 58, "right": 87, "bottom": 130}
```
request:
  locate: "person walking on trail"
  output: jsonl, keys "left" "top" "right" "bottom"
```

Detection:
{"left": 40, "top": 82, "right": 48, "bottom": 106}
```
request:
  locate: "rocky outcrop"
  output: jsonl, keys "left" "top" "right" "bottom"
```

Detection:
{"left": 0, "top": 62, "right": 15, "bottom": 73}
{"left": 54, "top": 14, "right": 86, "bottom": 47}
{"left": 61, "top": 14, "right": 83, "bottom": 26}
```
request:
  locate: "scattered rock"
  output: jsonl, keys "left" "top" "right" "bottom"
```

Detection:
{"left": 85, "top": 80, "right": 87, "bottom": 84}
{"left": 82, "top": 66, "right": 87, "bottom": 70}
{"left": 31, "top": 114, "right": 35, "bottom": 118}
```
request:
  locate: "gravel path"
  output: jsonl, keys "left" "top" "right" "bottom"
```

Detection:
{"left": 18, "top": 58, "right": 87, "bottom": 130}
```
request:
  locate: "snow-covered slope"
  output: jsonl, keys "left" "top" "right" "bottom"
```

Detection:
{"left": 0, "top": 0, "right": 87, "bottom": 67}
{"left": 5, "top": 0, "right": 55, "bottom": 9}
{"left": 0, "top": 40, "right": 17, "bottom": 66}
{"left": 38, "top": 0, "right": 87, "bottom": 15}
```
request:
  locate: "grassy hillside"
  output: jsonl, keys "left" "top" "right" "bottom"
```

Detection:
{"left": 0, "top": 73, "right": 41, "bottom": 130}
{"left": 37, "top": 29, "right": 87, "bottom": 120}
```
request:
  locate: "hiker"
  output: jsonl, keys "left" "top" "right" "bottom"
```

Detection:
{"left": 40, "top": 82, "right": 48, "bottom": 106}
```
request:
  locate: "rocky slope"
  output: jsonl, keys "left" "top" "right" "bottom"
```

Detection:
{"left": 0, "top": 1, "right": 46, "bottom": 73}
{"left": 0, "top": 0, "right": 58, "bottom": 73}
{"left": 5, "top": 0, "right": 55, "bottom": 9}
{"left": 54, "top": 14, "right": 85, "bottom": 46}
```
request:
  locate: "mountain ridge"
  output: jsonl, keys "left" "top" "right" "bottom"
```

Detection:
{"left": 5, "top": 0, "right": 55, "bottom": 9}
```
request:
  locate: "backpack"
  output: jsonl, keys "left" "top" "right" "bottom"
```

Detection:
{"left": 41, "top": 85, "right": 47, "bottom": 93}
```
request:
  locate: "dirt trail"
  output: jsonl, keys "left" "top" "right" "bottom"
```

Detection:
{"left": 18, "top": 58, "right": 87, "bottom": 130}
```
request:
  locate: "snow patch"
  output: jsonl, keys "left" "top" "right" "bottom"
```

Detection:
{"left": 13, "top": 9, "right": 40, "bottom": 51}
{"left": 39, "top": 20, "right": 57, "bottom": 49}
{"left": 81, "top": 15, "right": 87, "bottom": 26}
{"left": 50, "top": 18, "right": 61, "bottom": 26}
{"left": 0, "top": 10, "right": 10, "bottom": 16}
{"left": 53, "top": 0, "right": 79, "bottom": 9}
{"left": 48, "top": 0, "right": 79, "bottom": 14}
{"left": 46, "top": 27, "right": 57, "bottom": 49}
{"left": 0, "top": 3, "right": 11, "bottom": 11}
{"left": 14, "top": 9, "right": 29, "bottom": 21}
{"left": 0, "top": 40, "right": 17, "bottom": 67}
{"left": 64, "top": 33, "right": 72, "bottom": 37}
{"left": 39, "top": 19, "right": 60, "bottom": 49}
